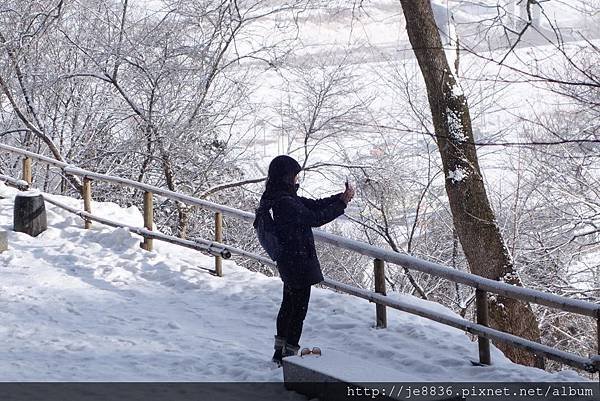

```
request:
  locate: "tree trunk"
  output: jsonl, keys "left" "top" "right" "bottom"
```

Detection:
{"left": 398, "top": 0, "right": 541, "bottom": 366}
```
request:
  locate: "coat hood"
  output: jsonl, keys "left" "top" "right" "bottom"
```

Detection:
{"left": 263, "top": 155, "right": 302, "bottom": 199}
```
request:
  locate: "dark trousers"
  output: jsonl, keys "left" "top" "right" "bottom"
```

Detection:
{"left": 276, "top": 284, "right": 311, "bottom": 347}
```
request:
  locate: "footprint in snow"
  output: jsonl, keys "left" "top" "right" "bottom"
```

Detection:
{"left": 167, "top": 322, "right": 181, "bottom": 330}
{"left": 65, "top": 343, "right": 86, "bottom": 352}
{"left": 328, "top": 322, "right": 358, "bottom": 330}
{"left": 66, "top": 306, "right": 81, "bottom": 316}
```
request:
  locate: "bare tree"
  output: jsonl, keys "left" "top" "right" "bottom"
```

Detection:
{"left": 0, "top": 0, "right": 83, "bottom": 191}
{"left": 397, "top": 0, "right": 542, "bottom": 366}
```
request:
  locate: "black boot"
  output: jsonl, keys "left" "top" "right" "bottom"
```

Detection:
{"left": 272, "top": 335, "right": 286, "bottom": 366}
{"left": 272, "top": 348, "right": 283, "bottom": 366}
{"left": 283, "top": 342, "right": 300, "bottom": 358}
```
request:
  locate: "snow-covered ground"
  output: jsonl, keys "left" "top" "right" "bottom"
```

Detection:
{"left": 0, "top": 183, "right": 587, "bottom": 384}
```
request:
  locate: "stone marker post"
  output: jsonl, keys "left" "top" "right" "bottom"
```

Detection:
{"left": 13, "top": 191, "right": 47, "bottom": 237}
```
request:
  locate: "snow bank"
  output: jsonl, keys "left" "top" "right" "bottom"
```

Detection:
{"left": 0, "top": 184, "right": 586, "bottom": 382}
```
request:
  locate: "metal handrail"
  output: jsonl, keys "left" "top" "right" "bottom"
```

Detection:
{"left": 322, "top": 279, "right": 596, "bottom": 372}
{"left": 42, "top": 194, "right": 233, "bottom": 260}
{"left": 1, "top": 143, "right": 599, "bottom": 373}
{"left": 1, "top": 143, "right": 597, "bottom": 317}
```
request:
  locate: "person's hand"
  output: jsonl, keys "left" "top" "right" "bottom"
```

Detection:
{"left": 340, "top": 181, "right": 355, "bottom": 205}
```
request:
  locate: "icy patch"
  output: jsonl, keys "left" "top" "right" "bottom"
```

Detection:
{"left": 488, "top": 294, "right": 506, "bottom": 311}
{"left": 500, "top": 271, "right": 522, "bottom": 286}
{"left": 447, "top": 167, "right": 468, "bottom": 183}
{"left": 447, "top": 108, "right": 467, "bottom": 142}
{"left": 451, "top": 81, "right": 464, "bottom": 97}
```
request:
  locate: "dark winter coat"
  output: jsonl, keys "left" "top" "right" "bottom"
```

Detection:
{"left": 266, "top": 189, "right": 347, "bottom": 288}
{"left": 258, "top": 154, "right": 347, "bottom": 287}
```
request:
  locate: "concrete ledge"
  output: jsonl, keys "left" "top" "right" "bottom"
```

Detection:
{"left": 282, "top": 350, "right": 462, "bottom": 401}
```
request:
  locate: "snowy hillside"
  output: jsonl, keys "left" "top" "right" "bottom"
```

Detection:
{"left": 0, "top": 183, "right": 586, "bottom": 383}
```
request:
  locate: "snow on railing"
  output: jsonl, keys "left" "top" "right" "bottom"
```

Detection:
{"left": 42, "top": 195, "right": 233, "bottom": 262}
{"left": 0, "top": 173, "right": 29, "bottom": 191}
{"left": 1, "top": 143, "right": 599, "bottom": 374}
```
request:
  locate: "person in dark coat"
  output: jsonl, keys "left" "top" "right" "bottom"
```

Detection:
{"left": 258, "top": 155, "right": 355, "bottom": 365}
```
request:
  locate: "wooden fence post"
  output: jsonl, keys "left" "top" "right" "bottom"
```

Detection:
{"left": 82, "top": 177, "right": 92, "bottom": 229}
{"left": 374, "top": 258, "right": 387, "bottom": 328}
{"left": 22, "top": 157, "right": 32, "bottom": 185}
{"left": 215, "top": 211, "right": 223, "bottom": 277}
{"left": 476, "top": 289, "right": 491, "bottom": 365}
{"left": 141, "top": 191, "right": 154, "bottom": 251}
{"left": 0, "top": 230, "right": 7, "bottom": 252}
{"left": 597, "top": 315, "right": 600, "bottom": 374}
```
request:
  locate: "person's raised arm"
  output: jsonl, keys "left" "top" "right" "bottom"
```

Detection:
{"left": 277, "top": 195, "right": 346, "bottom": 228}
{"left": 297, "top": 193, "right": 344, "bottom": 211}
{"left": 297, "top": 179, "right": 355, "bottom": 211}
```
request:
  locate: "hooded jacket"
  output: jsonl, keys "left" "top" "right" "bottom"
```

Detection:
{"left": 259, "top": 155, "right": 347, "bottom": 287}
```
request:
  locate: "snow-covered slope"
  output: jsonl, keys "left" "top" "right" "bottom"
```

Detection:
{"left": 0, "top": 183, "right": 586, "bottom": 382}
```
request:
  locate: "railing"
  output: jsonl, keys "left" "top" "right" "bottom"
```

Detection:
{"left": 1, "top": 143, "right": 599, "bottom": 375}
{"left": 0, "top": 174, "right": 235, "bottom": 266}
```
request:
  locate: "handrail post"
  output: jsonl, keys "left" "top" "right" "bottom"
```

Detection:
{"left": 141, "top": 191, "right": 154, "bottom": 251}
{"left": 82, "top": 177, "right": 92, "bottom": 229}
{"left": 22, "top": 157, "right": 32, "bottom": 185}
{"left": 476, "top": 289, "right": 491, "bottom": 365}
{"left": 215, "top": 212, "right": 223, "bottom": 277}
{"left": 374, "top": 258, "right": 387, "bottom": 328}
